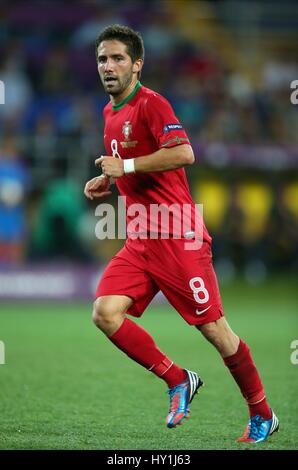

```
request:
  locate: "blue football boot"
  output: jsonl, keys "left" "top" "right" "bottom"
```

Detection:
{"left": 166, "top": 369, "right": 203, "bottom": 428}
{"left": 237, "top": 410, "right": 279, "bottom": 443}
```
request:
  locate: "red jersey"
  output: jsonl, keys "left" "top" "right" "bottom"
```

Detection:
{"left": 103, "top": 82, "right": 211, "bottom": 243}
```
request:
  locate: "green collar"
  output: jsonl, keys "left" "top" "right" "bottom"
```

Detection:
{"left": 112, "top": 81, "right": 142, "bottom": 111}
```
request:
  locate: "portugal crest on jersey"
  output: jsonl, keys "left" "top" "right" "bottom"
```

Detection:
{"left": 122, "top": 121, "right": 132, "bottom": 140}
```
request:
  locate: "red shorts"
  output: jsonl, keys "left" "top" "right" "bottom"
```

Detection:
{"left": 96, "top": 237, "right": 224, "bottom": 326}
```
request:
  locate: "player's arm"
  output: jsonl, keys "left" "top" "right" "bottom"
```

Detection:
{"left": 95, "top": 144, "right": 194, "bottom": 177}
{"left": 134, "top": 144, "right": 194, "bottom": 172}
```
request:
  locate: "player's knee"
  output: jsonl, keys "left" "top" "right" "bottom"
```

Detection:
{"left": 92, "top": 298, "right": 109, "bottom": 328}
{"left": 198, "top": 319, "right": 239, "bottom": 356}
{"left": 199, "top": 322, "right": 221, "bottom": 346}
{"left": 92, "top": 297, "right": 123, "bottom": 332}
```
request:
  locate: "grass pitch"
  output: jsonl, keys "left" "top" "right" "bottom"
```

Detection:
{"left": 0, "top": 276, "right": 297, "bottom": 450}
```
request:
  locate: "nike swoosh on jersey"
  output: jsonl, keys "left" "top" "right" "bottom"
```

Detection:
{"left": 195, "top": 305, "right": 212, "bottom": 315}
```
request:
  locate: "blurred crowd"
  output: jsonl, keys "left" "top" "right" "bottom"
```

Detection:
{"left": 0, "top": 0, "right": 297, "bottom": 279}
{"left": 1, "top": 1, "right": 298, "bottom": 143}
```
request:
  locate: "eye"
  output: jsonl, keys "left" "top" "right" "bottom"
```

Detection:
{"left": 98, "top": 57, "right": 106, "bottom": 64}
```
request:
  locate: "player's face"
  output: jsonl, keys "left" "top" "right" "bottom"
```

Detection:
{"left": 97, "top": 40, "right": 141, "bottom": 97}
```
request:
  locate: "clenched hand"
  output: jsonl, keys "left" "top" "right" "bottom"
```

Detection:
{"left": 95, "top": 156, "right": 124, "bottom": 178}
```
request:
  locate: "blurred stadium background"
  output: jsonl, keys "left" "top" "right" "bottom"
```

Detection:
{"left": 1, "top": 0, "right": 298, "bottom": 290}
{"left": 0, "top": 0, "right": 297, "bottom": 451}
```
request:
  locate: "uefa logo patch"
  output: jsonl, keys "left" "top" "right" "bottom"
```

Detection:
{"left": 163, "top": 123, "right": 183, "bottom": 133}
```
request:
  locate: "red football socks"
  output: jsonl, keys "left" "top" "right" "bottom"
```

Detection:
{"left": 109, "top": 318, "right": 186, "bottom": 388}
{"left": 224, "top": 339, "right": 272, "bottom": 419}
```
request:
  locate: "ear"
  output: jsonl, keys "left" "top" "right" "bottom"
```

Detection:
{"left": 133, "top": 59, "right": 143, "bottom": 74}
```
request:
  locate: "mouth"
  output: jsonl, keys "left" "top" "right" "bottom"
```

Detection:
{"left": 104, "top": 76, "right": 118, "bottom": 85}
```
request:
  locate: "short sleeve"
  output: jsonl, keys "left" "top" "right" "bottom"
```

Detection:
{"left": 143, "top": 93, "right": 190, "bottom": 149}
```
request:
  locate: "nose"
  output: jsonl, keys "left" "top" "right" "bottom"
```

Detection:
{"left": 104, "top": 58, "right": 114, "bottom": 72}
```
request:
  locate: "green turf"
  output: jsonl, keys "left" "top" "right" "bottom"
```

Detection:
{"left": 0, "top": 276, "right": 297, "bottom": 450}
